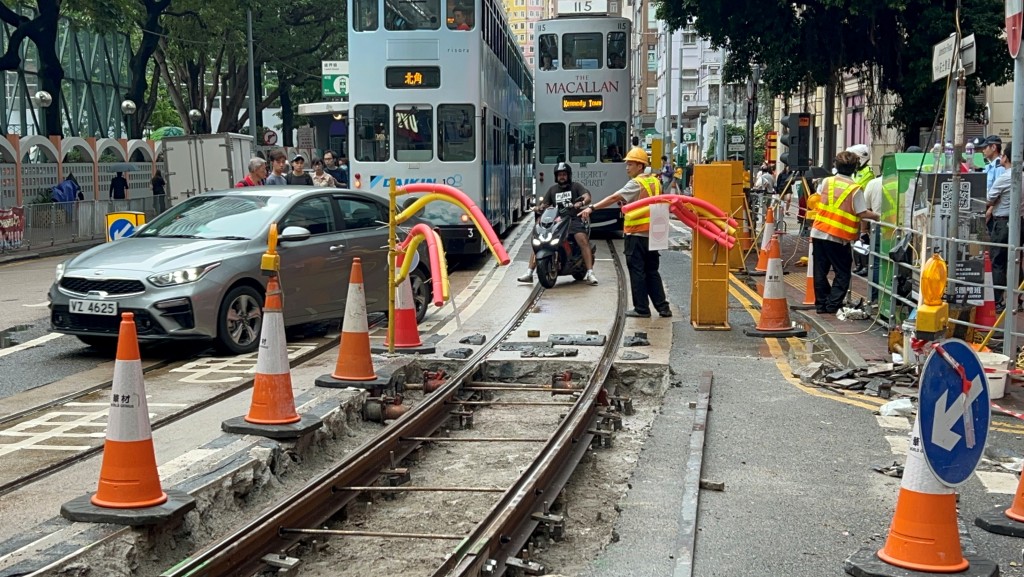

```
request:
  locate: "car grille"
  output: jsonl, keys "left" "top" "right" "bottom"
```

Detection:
{"left": 51, "top": 306, "right": 165, "bottom": 335}
{"left": 60, "top": 277, "right": 146, "bottom": 296}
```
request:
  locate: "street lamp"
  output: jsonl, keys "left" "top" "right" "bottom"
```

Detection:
{"left": 188, "top": 109, "right": 203, "bottom": 134}
{"left": 34, "top": 90, "right": 52, "bottom": 136}
{"left": 121, "top": 99, "right": 137, "bottom": 139}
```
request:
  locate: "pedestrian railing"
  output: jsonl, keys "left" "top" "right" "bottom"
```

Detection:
{"left": 0, "top": 198, "right": 158, "bottom": 254}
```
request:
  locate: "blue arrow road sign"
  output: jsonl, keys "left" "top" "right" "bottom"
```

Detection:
{"left": 919, "top": 338, "right": 990, "bottom": 487}
{"left": 109, "top": 218, "right": 135, "bottom": 241}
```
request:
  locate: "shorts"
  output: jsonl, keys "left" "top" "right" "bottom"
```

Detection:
{"left": 568, "top": 217, "right": 589, "bottom": 235}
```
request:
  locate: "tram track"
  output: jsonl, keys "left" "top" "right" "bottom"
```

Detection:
{"left": 160, "top": 239, "right": 627, "bottom": 577}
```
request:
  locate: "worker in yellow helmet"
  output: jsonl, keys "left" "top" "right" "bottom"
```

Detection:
{"left": 581, "top": 147, "right": 671, "bottom": 318}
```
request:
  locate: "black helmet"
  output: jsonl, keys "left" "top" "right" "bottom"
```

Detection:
{"left": 554, "top": 162, "right": 572, "bottom": 189}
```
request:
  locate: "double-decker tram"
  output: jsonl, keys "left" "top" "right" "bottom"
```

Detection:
{"left": 347, "top": 0, "right": 534, "bottom": 254}
{"left": 533, "top": 3, "right": 630, "bottom": 230}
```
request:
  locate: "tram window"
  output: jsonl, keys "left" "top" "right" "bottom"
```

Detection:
{"left": 447, "top": 2, "right": 474, "bottom": 30}
{"left": 607, "top": 31, "right": 627, "bottom": 69}
{"left": 562, "top": 32, "right": 601, "bottom": 70}
{"left": 394, "top": 105, "right": 434, "bottom": 161}
{"left": 600, "top": 121, "right": 627, "bottom": 162}
{"left": 385, "top": 0, "right": 440, "bottom": 30}
{"left": 538, "top": 34, "right": 557, "bottom": 70}
{"left": 438, "top": 104, "right": 475, "bottom": 162}
{"left": 354, "top": 0, "right": 379, "bottom": 30}
{"left": 538, "top": 123, "right": 566, "bottom": 164}
{"left": 354, "top": 104, "right": 390, "bottom": 162}
{"left": 568, "top": 123, "right": 598, "bottom": 164}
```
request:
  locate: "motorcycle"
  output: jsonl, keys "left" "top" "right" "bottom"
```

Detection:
{"left": 531, "top": 205, "right": 596, "bottom": 289}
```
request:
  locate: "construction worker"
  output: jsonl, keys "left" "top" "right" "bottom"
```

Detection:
{"left": 846, "top": 144, "right": 874, "bottom": 189}
{"left": 811, "top": 151, "right": 880, "bottom": 314}
{"left": 581, "top": 147, "right": 671, "bottom": 318}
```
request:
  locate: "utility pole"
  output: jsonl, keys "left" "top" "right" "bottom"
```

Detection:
{"left": 716, "top": 47, "right": 726, "bottom": 161}
{"left": 1006, "top": 42, "right": 1024, "bottom": 358}
{"left": 246, "top": 9, "right": 258, "bottom": 141}
{"left": 746, "top": 65, "right": 760, "bottom": 190}
{"left": 663, "top": 25, "right": 673, "bottom": 159}
{"left": 675, "top": 33, "right": 685, "bottom": 166}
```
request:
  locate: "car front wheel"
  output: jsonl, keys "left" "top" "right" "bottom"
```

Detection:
{"left": 216, "top": 285, "right": 263, "bottom": 355}
{"left": 409, "top": 268, "right": 432, "bottom": 323}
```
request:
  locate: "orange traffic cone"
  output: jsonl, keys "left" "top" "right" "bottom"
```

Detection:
{"left": 222, "top": 275, "right": 322, "bottom": 439}
{"left": 744, "top": 236, "right": 807, "bottom": 338}
{"left": 60, "top": 313, "right": 195, "bottom": 525}
{"left": 754, "top": 208, "right": 775, "bottom": 273}
{"left": 317, "top": 258, "right": 389, "bottom": 389}
{"left": 792, "top": 240, "right": 816, "bottom": 311}
{"left": 975, "top": 251, "right": 998, "bottom": 331}
{"left": 373, "top": 277, "right": 436, "bottom": 354}
{"left": 846, "top": 417, "right": 998, "bottom": 575}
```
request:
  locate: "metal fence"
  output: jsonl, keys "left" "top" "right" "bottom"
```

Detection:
{"left": 0, "top": 198, "right": 158, "bottom": 254}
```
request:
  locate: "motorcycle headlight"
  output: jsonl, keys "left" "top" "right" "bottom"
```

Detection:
{"left": 549, "top": 237, "right": 560, "bottom": 245}
{"left": 148, "top": 263, "right": 220, "bottom": 287}
{"left": 55, "top": 262, "right": 65, "bottom": 281}
{"left": 532, "top": 238, "right": 541, "bottom": 246}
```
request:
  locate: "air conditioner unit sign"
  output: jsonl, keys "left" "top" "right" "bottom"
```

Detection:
{"left": 562, "top": 95, "right": 603, "bottom": 111}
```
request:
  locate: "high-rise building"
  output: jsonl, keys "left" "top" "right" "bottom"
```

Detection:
{"left": 503, "top": 0, "right": 550, "bottom": 69}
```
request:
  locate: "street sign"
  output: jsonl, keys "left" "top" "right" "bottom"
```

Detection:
{"left": 682, "top": 130, "right": 697, "bottom": 143}
{"left": 932, "top": 34, "right": 977, "bottom": 82}
{"left": 104, "top": 211, "right": 146, "bottom": 242}
{"left": 727, "top": 143, "right": 745, "bottom": 152}
{"left": 730, "top": 135, "right": 744, "bottom": 144}
{"left": 1008, "top": 0, "right": 1023, "bottom": 59}
{"left": 919, "top": 339, "right": 990, "bottom": 487}
{"left": 322, "top": 61, "right": 349, "bottom": 98}
{"left": 297, "top": 126, "right": 316, "bottom": 149}
{"left": 961, "top": 34, "right": 977, "bottom": 77}
{"left": 264, "top": 130, "right": 277, "bottom": 146}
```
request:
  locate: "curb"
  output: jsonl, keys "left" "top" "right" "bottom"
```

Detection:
{"left": 0, "top": 240, "right": 104, "bottom": 266}
{"left": 791, "top": 308, "right": 868, "bottom": 369}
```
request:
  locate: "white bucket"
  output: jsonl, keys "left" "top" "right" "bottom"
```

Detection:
{"left": 978, "top": 352, "right": 1010, "bottom": 400}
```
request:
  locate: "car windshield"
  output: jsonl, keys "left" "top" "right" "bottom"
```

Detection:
{"left": 137, "top": 195, "right": 289, "bottom": 239}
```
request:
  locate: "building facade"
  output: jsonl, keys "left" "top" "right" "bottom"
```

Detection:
{"left": 503, "top": 0, "right": 549, "bottom": 69}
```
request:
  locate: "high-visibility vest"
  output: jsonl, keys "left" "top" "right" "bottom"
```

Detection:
{"left": 813, "top": 177, "right": 861, "bottom": 241}
{"left": 854, "top": 166, "right": 874, "bottom": 190}
{"left": 623, "top": 174, "right": 662, "bottom": 234}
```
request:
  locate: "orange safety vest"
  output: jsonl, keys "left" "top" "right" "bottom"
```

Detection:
{"left": 623, "top": 174, "right": 662, "bottom": 234}
{"left": 813, "top": 177, "right": 861, "bottom": 241}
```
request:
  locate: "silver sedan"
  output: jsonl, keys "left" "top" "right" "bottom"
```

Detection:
{"left": 49, "top": 187, "right": 432, "bottom": 354}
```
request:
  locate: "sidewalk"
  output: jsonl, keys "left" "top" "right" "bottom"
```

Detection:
{"left": 0, "top": 239, "right": 104, "bottom": 266}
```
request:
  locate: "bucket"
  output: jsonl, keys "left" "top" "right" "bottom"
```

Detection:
{"left": 978, "top": 351, "right": 1010, "bottom": 400}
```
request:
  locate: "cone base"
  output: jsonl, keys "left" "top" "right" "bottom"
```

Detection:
{"left": 61, "top": 489, "right": 195, "bottom": 526}
{"left": 744, "top": 326, "right": 807, "bottom": 338}
{"left": 747, "top": 269, "right": 767, "bottom": 277}
{"left": 371, "top": 342, "right": 437, "bottom": 355}
{"left": 976, "top": 504, "right": 1024, "bottom": 538}
{"left": 844, "top": 547, "right": 996, "bottom": 577}
{"left": 222, "top": 414, "right": 323, "bottom": 440}
{"left": 315, "top": 373, "right": 391, "bottom": 390}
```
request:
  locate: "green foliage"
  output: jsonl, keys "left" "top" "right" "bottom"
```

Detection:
{"left": 656, "top": 0, "right": 1012, "bottom": 140}
{"left": 149, "top": 82, "right": 182, "bottom": 129}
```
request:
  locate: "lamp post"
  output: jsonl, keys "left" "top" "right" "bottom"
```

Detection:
{"left": 188, "top": 109, "right": 203, "bottom": 135}
{"left": 121, "top": 99, "right": 137, "bottom": 139}
{"left": 34, "top": 90, "right": 52, "bottom": 137}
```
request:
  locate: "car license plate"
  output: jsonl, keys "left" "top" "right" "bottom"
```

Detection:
{"left": 69, "top": 299, "right": 118, "bottom": 316}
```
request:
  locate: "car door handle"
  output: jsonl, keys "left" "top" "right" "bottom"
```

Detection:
{"left": 329, "top": 244, "right": 345, "bottom": 252}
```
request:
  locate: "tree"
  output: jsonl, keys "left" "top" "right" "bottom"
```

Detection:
{"left": 0, "top": 1, "right": 64, "bottom": 136}
{"left": 123, "top": 0, "right": 174, "bottom": 139}
{"left": 657, "top": 0, "right": 1011, "bottom": 147}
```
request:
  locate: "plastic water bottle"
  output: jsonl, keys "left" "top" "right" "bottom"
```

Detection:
{"left": 931, "top": 143, "right": 943, "bottom": 173}
{"left": 965, "top": 140, "right": 975, "bottom": 171}
{"left": 944, "top": 141, "right": 954, "bottom": 172}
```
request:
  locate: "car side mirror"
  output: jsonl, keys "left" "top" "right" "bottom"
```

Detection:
{"left": 279, "top": 226, "right": 311, "bottom": 243}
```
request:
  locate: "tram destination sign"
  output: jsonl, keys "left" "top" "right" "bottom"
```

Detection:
{"left": 385, "top": 67, "right": 441, "bottom": 89}
{"left": 557, "top": 0, "right": 608, "bottom": 14}
{"left": 562, "top": 95, "right": 604, "bottom": 111}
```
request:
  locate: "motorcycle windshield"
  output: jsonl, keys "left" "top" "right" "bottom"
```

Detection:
{"left": 540, "top": 207, "right": 559, "bottom": 225}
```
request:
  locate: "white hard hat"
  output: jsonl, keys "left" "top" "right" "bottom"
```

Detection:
{"left": 846, "top": 144, "right": 871, "bottom": 166}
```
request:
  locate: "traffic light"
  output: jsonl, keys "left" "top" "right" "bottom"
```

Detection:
{"left": 779, "top": 113, "right": 811, "bottom": 171}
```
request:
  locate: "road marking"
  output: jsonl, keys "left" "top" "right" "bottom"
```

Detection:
{"left": 885, "top": 435, "right": 908, "bottom": 455}
{"left": 158, "top": 448, "right": 221, "bottom": 479}
{"left": 21, "top": 301, "right": 49, "bottom": 308}
{"left": 876, "top": 415, "right": 912, "bottom": 431}
{"left": 975, "top": 471, "right": 1019, "bottom": 494}
{"left": 0, "top": 333, "right": 63, "bottom": 359}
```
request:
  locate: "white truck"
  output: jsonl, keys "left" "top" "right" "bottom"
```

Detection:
{"left": 160, "top": 133, "right": 255, "bottom": 203}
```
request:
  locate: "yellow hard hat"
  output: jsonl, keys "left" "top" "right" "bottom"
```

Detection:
{"left": 807, "top": 193, "right": 821, "bottom": 212}
{"left": 624, "top": 147, "right": 649, "bottom": 166}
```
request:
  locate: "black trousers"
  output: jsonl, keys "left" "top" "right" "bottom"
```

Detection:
{"left": 813, "top": 238, "right": 852, "bottom": 312}
{"left": 624, "top": 234, "right": 668, "bottom": 314}
{"left": 991, "top": 217, "right": 1010, "bottom": 304}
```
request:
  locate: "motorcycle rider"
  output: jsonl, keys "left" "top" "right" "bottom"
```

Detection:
{"left": 517, "top": 162, "right": 597, "bottom": 285}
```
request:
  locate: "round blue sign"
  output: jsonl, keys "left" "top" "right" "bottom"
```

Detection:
{"left": 919, "top": 338, "right": 990, "bottom": 487}
{"left": 109, "top": 218, "right": 136, "bottom": 241}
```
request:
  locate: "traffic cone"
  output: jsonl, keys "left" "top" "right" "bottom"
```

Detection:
{"left": 316, "top": 258, "right": 389, "bottom": 389}
{"left": 744, "top": 236, "right": 807, "bottom": 338}
{"left": 222, "top": 275, "right": 322, "bottom": 439}
{"left": 845, "top": 418, "right": 998, "bottom": 576}
{"left": 372, "top": 277, "right": 436, "bottom": 354}
{"left": 61, "top": 312, "right": 195, "bottom": 525}
{"left": 753, "top": 208, "right": 775, "bottom": 273}
{"left": 791, "top": 240, "right": 816, "bottom": 311}
{"left": 974, "top": 251, "right": 998, "bottom": 331}
{"left": 976, "top": 470, "right": 1024, "bottom": 538}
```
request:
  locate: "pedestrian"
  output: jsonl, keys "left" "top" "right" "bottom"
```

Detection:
{"left": 109, "top": 171, "right": 129, "bottom": 210}
{"left": 265, "top": 149, "right": 289, "bottom": 185}
{"left": 286, "top": 154, "right": 313, "bottom": 185}
{"left": 151, "top": 169, "right": 167, "bottom": 214}
{"left": 322, "top": 149, "right": 348, "bottom": 187}
{"left": 659, "top": 155, "right": 676, "bottom": 193}
{"left": 811, "top": 151, "right": 879, "bottom": 315}
{"left": 311, "top": 159, "right": 338, "bottom": 187}
{"left": 861, "top": 172, "right": 884, "bottom": 304}
{"left": 235, "top": 157, "right": 268, "bottom": 187}
{"left": 986, "top": 142, "right": 1014, "bottom": 311}
{"left": 580, "top": 147, "right": 671, "bottom": 318}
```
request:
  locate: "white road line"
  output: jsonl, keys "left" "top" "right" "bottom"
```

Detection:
{"left": 975, "top": 471, "right": 1019, "bottom": 494}
{"left": 875, "top": 415, "right": 912, "bottom": 431}
{"left": 0, "top": 332, "right": 63, "bottom": 359}
{"left": 21, "top": 302, "right": 50, "bottom": 308}
{"left": 158, "top": 448, "right": 221, "bottom": 479}
{"left": 885, "top": 435, "right": 908, "bottom": 456}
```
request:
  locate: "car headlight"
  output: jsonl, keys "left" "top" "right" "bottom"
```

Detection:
{"left": 55, "top": 262, "right": 65, "bottom": 281}
{"left": 147, "top": 263, "right": 220, "bottom": 287}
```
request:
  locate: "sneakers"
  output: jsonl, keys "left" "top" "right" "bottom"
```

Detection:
{"left": 625, "top": 309, "right": 651, "bottom": 318}
{"left": 585, "top": 270, "right": 598, "bottom": 285}
{"left": 517, "top": 271, "right": 534, "bottom": 283}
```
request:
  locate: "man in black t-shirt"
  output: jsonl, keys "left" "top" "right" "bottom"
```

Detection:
{"left": 518, "top": 163, "right": 596, "bottom": 285}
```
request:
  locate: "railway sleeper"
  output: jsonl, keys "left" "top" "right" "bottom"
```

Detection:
{"left": 449, "top": 408, "right": 475, "bottom": 429}
{"left": 589, "top": 427, "right": 614, "bottom": 449}
{"left": 609, "top": 395, "right": 635, "bottom": 415}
